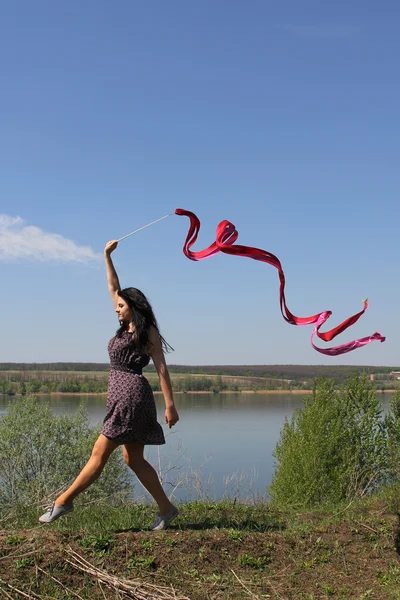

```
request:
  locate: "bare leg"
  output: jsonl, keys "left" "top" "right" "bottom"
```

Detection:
{"left": 123, "top": 442, "right": 173, "bottom": 515}
{"left": 55, "top": 435, "right": 119, "bottom": 506}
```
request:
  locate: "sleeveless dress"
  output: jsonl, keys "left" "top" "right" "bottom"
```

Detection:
{"left": 101, "top": 330, "right": 165, "bottom": 445}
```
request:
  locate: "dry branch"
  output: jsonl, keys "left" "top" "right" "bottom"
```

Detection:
{"left": 65, "top": 548, "right": 190, "bottom": 600}
{"left": 36, "top": 566, "right": 85, "bottom": 600}
{"left": 229, "top": 569, "right": 260, "bottom": 599}
{"left": 0, "top": 579, "right": 42, "bottom": 600}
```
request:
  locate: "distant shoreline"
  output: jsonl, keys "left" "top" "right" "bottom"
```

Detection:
{"left": 2, "top": 388, "right": 397, "bottom": 398}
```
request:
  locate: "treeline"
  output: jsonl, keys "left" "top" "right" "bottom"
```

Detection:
{"left": 0, "top": 375, "right": 252, "bottom": 396}
{"left": 3, "top": 374, "right": 396, "bottom": 396}
{"left": 0, "top": 378, "right": 108, "bottom": 395}
{"left": 0, "top": 362, "right": 109, "bottom": 372}
{"left": 0, "top": 375, "right": 244, "bottom": 395}
{"left": 0, "top": 371, "right": 108, "bottom": 383}
{"left": 152, "top": 375, "right": 244, "bottom": 393}
{"left": 1, "top": 365, "right": 399, "bottom": 396}
{"left": 163, "top": 364, "right": 398, "bottom": 382}
{"left": 1, "top": 363, "right": 399, "bottom": 382}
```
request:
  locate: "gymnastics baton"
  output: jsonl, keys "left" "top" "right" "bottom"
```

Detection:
{"left": 117, "top": 212, "right": 174, "bottom": 242}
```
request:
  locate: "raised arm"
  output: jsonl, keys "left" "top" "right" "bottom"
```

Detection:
{"left": 104, "top": 240, "right": 121, "bottom": 308}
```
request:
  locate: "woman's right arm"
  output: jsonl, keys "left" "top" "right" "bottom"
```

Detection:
{"left": 104, "top": 240, "right": 121, "bottom": 308}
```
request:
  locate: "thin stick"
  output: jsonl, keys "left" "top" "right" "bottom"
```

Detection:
{"left": 0, "top": 550, "right": 39, "bottom": 562}
{"left": 0, "top": 580, "right": 41, "bottom": 600}
{"left": 0, "top": 586, "right": 14, "bottom": 600}
{"left": 229, "top": 569, "right": 259, "bottom": 599}
{"left": 117, "top": 213, "right": 174, "bottom": 242}
{"left": 354, "top": 520, "right": 378, "bottom": 535}
{"left": 66, "top": 548, "right": 190, "bottom": 599}
{"left": 98, "top": 582, "right": 109, "bottom": 600}
{"left": 37, "top": 567, "right": 85, "bottom": 600}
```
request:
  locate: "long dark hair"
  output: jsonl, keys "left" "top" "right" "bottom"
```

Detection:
{"left": 116, "top": 287, "right": 173, "bottom": 354}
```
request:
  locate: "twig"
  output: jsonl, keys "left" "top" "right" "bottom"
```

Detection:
{"left": 265, "top": 565, "right": 292, "bottom": 579}
{"left": 0, "top": 585, "right": 15, "bottom": 600}
{"left": 265, "top": 578, "right": 285, "bottom": 600}
{"left": 36, "top": 566, "right": 85, "bottom": 600}
{"left": 0, "top": 512, "right": 14, "bottom": 525}
{"left": 354, "top": 520, "right": 378, "bottom": 535}
{"left": 65, "top": 548, "right": 190, "bottom": 600}
{"left": 230, "top": 569, "right": 259, "bottom": 599}
{"left": 342, "top": 551, "right": 349, "bottom": 576}
{"left": 0, "top": 550, "right": 39, "bottom": 562}
{"left": 0, "top": 579, "right": 42, "bottom": 600}
{"left": 99, "top": 581, "right": 110, "bottom": 600}
{"left": 331, "top": 498, "right": 356, "bottom": 517}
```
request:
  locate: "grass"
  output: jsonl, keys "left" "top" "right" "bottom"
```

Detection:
{"left": 1, "top": 490, "right": 400, "bottom": 599}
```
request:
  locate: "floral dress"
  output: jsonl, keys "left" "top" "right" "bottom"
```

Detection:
{"left": 101, "top": 330, "right": 165, "bottom": 445}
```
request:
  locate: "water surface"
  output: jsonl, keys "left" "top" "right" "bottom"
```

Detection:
{"left": 0, "top": 392, "right": 393, "bottom": 501}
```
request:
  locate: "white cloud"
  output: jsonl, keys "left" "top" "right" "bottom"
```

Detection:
{"left": 0, "top": 215, "right": 101, "bottom": 264}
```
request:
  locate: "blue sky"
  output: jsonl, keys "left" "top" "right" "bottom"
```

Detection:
{"left": 0, "top": 1, "right": 398, "bottom": 366}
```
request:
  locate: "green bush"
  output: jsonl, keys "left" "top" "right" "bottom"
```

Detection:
{"left": 0, "top": 396, "right": 132, "bottom": 507}
{"left": 383, "top": 391, "right": 400, "bottom": 480}
{"left": 269, "top": 375, "right": 394, "bottom": 507}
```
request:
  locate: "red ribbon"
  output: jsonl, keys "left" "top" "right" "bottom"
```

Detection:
{"left": 175, "top": 208, "right": 385, "bottom": 356}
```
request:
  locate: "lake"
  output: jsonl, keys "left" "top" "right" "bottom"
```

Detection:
{"left": 0, "top": 392, "right": 394, "bottom": 502}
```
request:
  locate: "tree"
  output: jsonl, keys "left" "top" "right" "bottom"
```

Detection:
{"left": 0, "top": 396, "right": 131, "bottom": 507}
{"left": 269, "top": 375, "right": 393, "bottom": 507}
{"left": 383, "top": 391, "right": 400, "bottom": 480}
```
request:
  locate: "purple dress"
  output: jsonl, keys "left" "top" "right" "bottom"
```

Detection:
{"left": 101, "top": 330, "right": 165, "bottom": 445}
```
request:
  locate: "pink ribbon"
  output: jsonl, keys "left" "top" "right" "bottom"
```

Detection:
{"left": 175, "top": 208, "right": 385, "bottom": 356}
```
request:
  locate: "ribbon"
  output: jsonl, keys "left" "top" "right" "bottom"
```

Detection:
{"left": 175, "top": 208, "right": 385, "bottom": 356}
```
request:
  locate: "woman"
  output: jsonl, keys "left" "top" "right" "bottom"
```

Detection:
{"left": 39, "top": 240, "right": 179, "bottom": 530}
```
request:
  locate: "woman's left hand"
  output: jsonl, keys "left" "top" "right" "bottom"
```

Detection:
{"left": 165, "top": 405, "right": 179, "bottom": 429}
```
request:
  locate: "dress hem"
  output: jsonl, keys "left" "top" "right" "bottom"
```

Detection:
{"left": 102, "top": 432, "right": 166, "bottom": 446}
